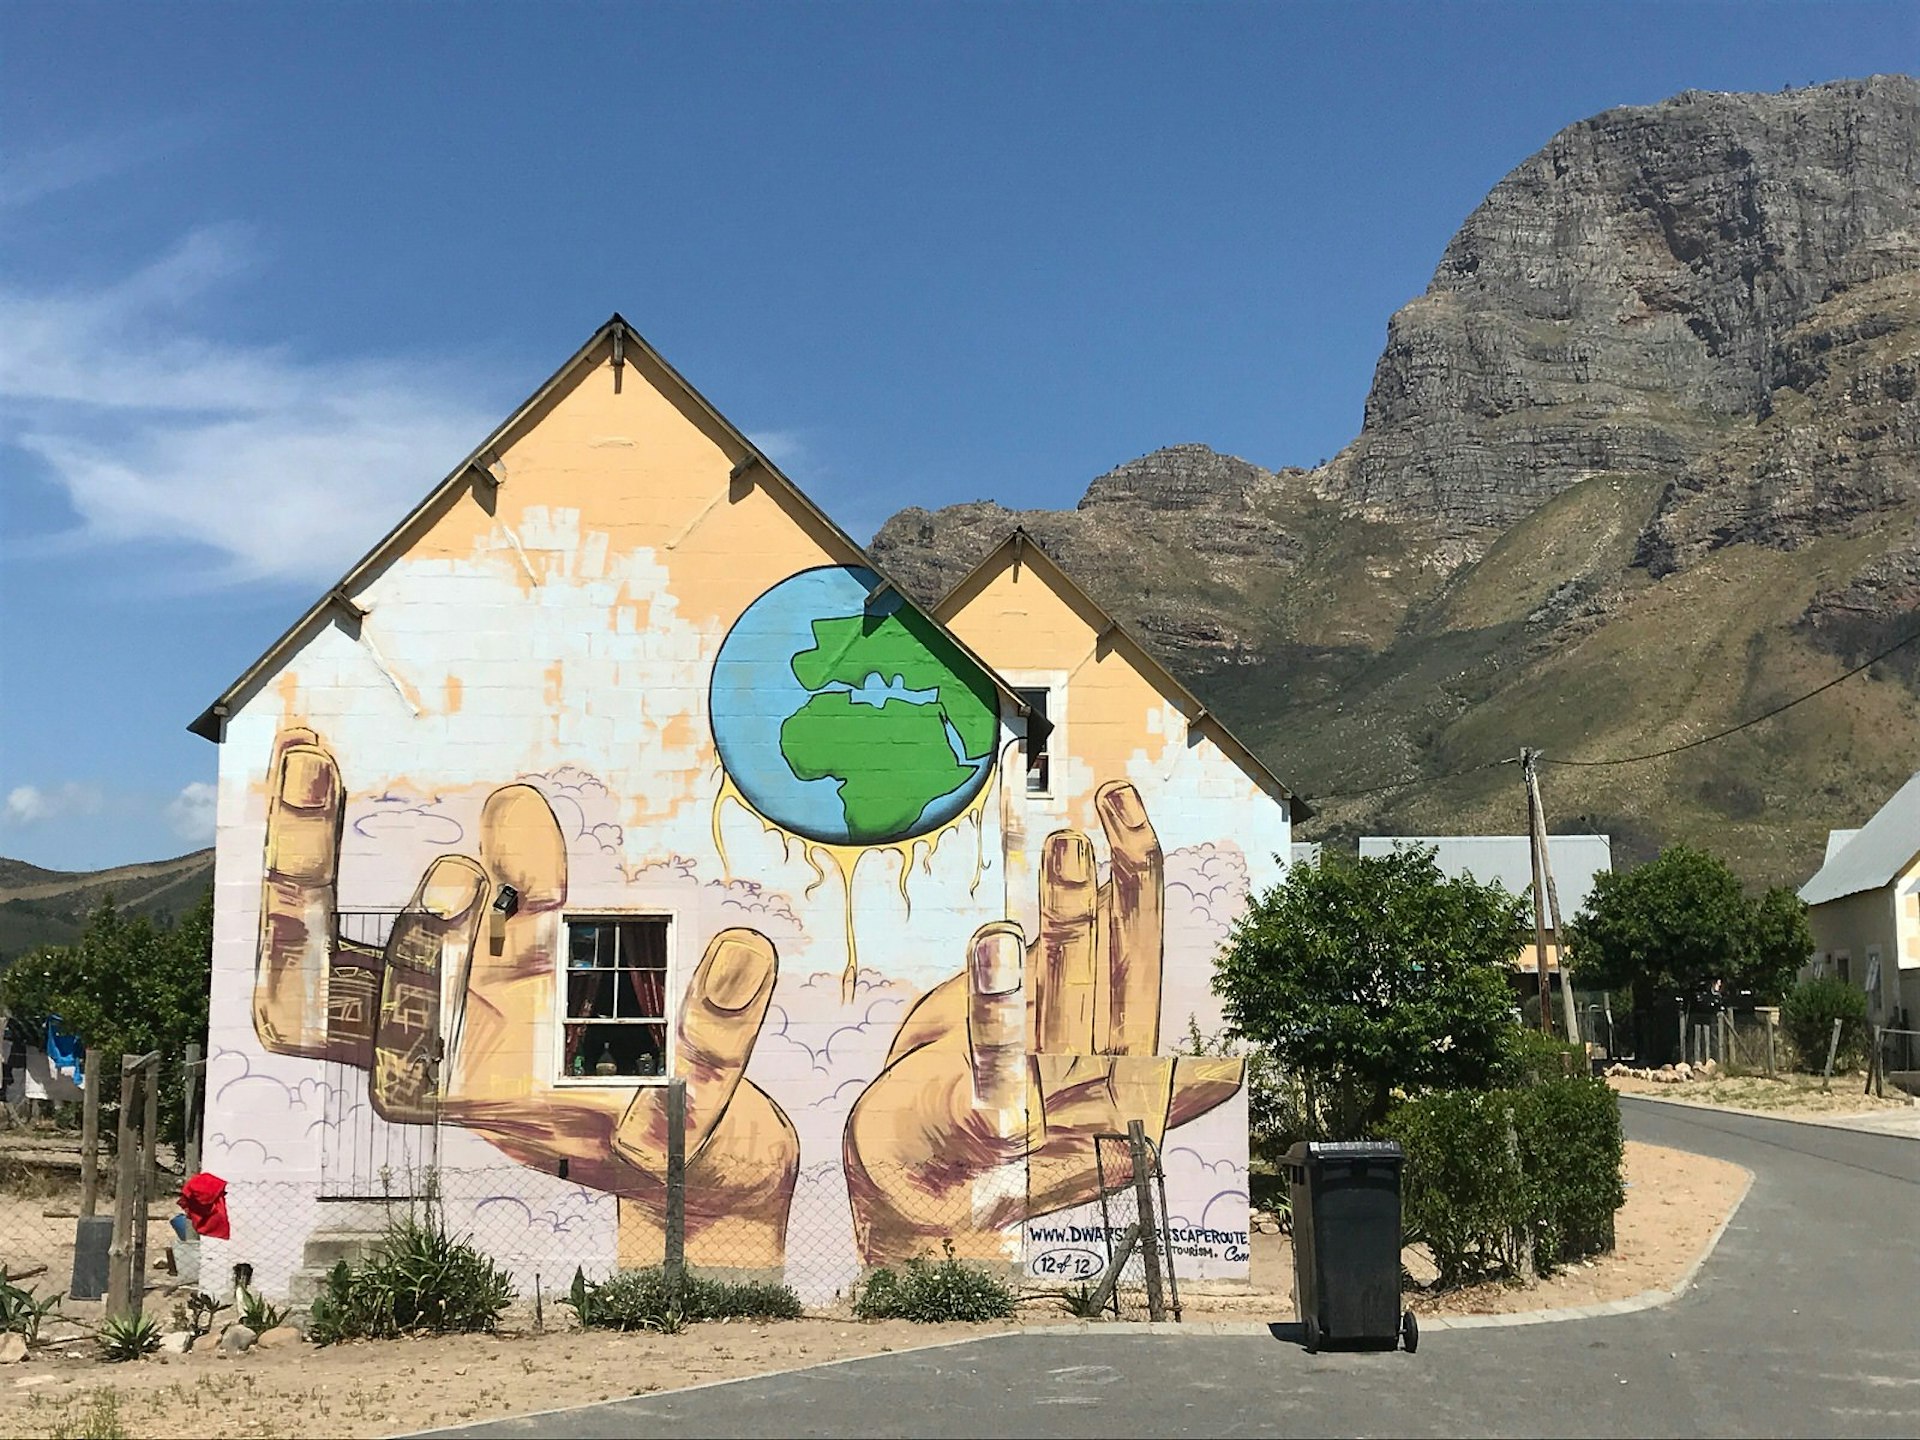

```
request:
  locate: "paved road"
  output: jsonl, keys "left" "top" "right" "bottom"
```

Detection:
{"left": 429, "top": 1101, "right": 1920, "bottom": 1439}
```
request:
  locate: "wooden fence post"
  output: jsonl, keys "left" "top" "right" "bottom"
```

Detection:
{"left": 79, "top": 1047, "right": 101, "bottom": 1219}
{"left": 664, "top": 1078, "right": 686, "bottom": 1304}
{"left": 1761, "top": 1008, "right": 1777, "bottom": 1078}
{"left": 106, "top": 1057, "right": 137, "bottom": 1314}
{"left": 132, "top": 1060, "right": 158, "bottom": 1310}
{"left": 1126, "top": 1120, "right": 1166, "bottom": 1322}
{"left": 1821, "top": 1018, "right": 1844, "bottom": 1093}
{"left": 183, "top": 1043, "right": 203, "bottom": 1177}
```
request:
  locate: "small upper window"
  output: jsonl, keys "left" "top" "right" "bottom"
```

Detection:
{"left": 561, "top": 918, "right": 669, "bottom": 1081}
{"left": 1017, "top": 688, "right": 1052, "bottom": 795}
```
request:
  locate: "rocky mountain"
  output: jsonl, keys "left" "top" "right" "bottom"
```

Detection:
{"left": 872, "top": 77, "right": 1920, "bottom": 887}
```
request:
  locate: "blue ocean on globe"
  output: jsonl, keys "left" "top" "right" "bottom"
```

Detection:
{"left": 709, "top": 565, "right": 999, "bottom": 846}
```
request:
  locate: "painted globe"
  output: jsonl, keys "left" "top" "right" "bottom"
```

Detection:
{"left": 709, "top": 565, "right": 1000, "bottom": 846}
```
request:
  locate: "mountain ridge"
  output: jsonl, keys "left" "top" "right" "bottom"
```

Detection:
{"left": 872, "top": 76, "right": 1920, "bottom": 887}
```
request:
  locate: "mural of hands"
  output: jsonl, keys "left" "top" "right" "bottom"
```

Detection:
{"left": 253, "top": 726, "right": 799, "bottom": 1268}
{"left": 843, "top": 781, "right": 1244, "bottom": 1265}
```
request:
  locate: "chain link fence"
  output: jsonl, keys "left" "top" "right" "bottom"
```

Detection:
{"left": 8, "top": 1058, "right": 1204, "bottom": 1329}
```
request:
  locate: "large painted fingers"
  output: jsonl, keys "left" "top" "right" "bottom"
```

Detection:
{"left": 1031, "top": 831, "right": 1098, "bottom": 1053}
{"left": 367, "top": 856, "right": 488, "bottom": 1122}
{"left": 1094, "top": 782, "right": 1163, "bottom": 1056}
{"left": 440, "top": 784, "right": 568, "bottom": 1111}
{"left": 256, "top": 727, "right": 344, "bottom": 1057}
{"left": 967, "top": 923, "right": 1028, "bottom": 1142}
{"left": 614, "top": 928, "right": 779, "bottom": 1176}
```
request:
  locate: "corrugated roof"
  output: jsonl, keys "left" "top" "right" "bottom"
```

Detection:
{"left": 1357, "top": 834, "right": 1614, "bottom": 920}
{"left": 1823, "top": 829, "right": 1861, "bottom": 863}
{"left": 1799, "top": 771, "right": 1920, "bottom": 906}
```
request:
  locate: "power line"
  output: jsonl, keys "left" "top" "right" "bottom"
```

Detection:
{"left": 1542, "top": 623, "right": 1920, "bottom": 769}
{"left": 1297, "top": 622, "right": 1920, "bottom": 799}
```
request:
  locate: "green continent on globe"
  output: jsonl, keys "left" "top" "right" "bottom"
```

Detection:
{"left": 789, "top": 611, "right": 999, "bottom": 762}
{"left": 779, "top": 692, "right": 975, "bottom": 840}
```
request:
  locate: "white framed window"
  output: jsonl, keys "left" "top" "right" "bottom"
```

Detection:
{"left": 557, "top": 916, "right": 671, "bottom": 1084}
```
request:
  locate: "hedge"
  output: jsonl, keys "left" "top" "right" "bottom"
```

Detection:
{"left": 1380, "top": 1077, "right": 1624, "bottom": 1289}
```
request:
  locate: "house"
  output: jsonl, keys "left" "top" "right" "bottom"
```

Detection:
{"left": 1356, "top": 834, "right": 1614, "bottom": 977}
{"left": 1799, "top": 770, "right": 1920, "bottom": 1028}
{"left": 188, "top": 318, "right": 1296, "bottom": 1303}
{"left": 931, "top": 527, "right": 1300, "bottom": 1014}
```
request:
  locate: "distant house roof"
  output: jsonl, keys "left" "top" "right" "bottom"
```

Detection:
{"left": 1800, "top": 772, "right": 1920, "bottom": 907}
{"left": 1357, "top": 835, "right": 1614, "bottom": 922}
{"left": 1824, "top": 829, "right": 1862, "bottom": 863}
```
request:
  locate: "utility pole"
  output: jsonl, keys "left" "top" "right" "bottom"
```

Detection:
{"left": 1522, "top": 748, "right": 1554, "bottom": 1035}
{"left": 1524, "top": 751, "right": 1585, "bottom": 1046}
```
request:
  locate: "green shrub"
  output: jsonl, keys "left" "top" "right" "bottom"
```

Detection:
{"left": 235, "top": 1285, "right": 287, "bottom": 1334}
{"left": 1379, "top": 1089, "right": 1524, "bottom": 1285}
{"left": 308, "top": 1218, "right": 515, "bottom": 1344}
{"left": 2, "top": 1273, "right": 62, "bottom": 1344}
{"left": 564, "top": 1267, "right": 803, "bottom": 1331}
{"left": 1382, "top": 1078, "right": 1624, "bottom": 1289}
{"left": 1514, "top": 1078, "right": 1624, "bottom": 1262}
{"left": 1782, "top": 977, "right": 1870, "bottom": 1073}
{"left": 1501, "top": 1028, "right": 1589, "bottom": 1087}
{"left": 95, "top": 1313, "right": 160, "bottom": 1362}
{"left": 854, "top": 1242, "right": 1016, "bottom": 1323}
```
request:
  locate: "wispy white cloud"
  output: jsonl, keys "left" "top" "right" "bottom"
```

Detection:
{"left": 4, "top": 783, "right": 105, "bottom": 827}
{"left": 0, "top": 125, "right": 192, "bottom": 212}
{"left": 752, "top": 428, "right": 815, "bottom": 474}
{"left": 1, "top": 227, "right": 496, "bottom": 586}
{"left": 165, "top": 781, "right": 217, "bottom": 842}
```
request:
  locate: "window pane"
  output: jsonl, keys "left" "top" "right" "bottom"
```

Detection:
{"left": 618, "top": 919, "right": 668, "bottom": 971}
{"left": 615, "top": 962, "right": 667, "bottom": 1020}
{"left": 566, "top": 968, "right": 615, "bottom": 1020}
{"left": 568, "top": 924, "right": 599, "bottom": 970}
{"left": 1017, "top": 688, "right": 1052, "bottom": 794}
{"left": 565, "top": 1021, "right": 667, "bottom": 1078}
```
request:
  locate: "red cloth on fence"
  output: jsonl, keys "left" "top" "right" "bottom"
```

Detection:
{"left": 178, "top": 1171, "right": 231, "bottom": 1239}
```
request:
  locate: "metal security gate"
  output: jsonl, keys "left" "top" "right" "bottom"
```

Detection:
{"left": 319, "top": 911, "right": 441, "bottom": 1199}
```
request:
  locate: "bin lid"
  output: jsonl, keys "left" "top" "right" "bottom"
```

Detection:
{"left": 1283, "top": 1140, "right": 1404, "bottom": 1165}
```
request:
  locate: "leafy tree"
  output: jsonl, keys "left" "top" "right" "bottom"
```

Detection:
{"left": 1213, "top": 846, "right": 1529, "bottom": 1133}
{"left": 1565, "top": 845, "right": 1810, "bottom": 1001}
{"left": 1747, "top": 885, "right": 1816, "bottom": 1001}
{"left": 0, "top": 891, "right": 211, "bottom": 1148}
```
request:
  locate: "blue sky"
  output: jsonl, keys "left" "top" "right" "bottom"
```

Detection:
{"left": 1, "top": 2, "right": 1912, "bottom": 872}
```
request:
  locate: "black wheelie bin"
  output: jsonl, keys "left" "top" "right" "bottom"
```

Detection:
{"left": 1283, "top": 1139, "right": 1416, "bottom": 1353}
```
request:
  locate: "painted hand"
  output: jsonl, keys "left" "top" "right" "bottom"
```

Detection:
{"left": 842, "top": 781, "right": 1243, "bottom": 1265}
{"left": 253, "top": 725, "right": 799, "bottom": 1268}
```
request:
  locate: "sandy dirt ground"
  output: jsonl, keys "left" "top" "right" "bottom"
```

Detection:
{"left": 6, "top": 1141, "right": 1748, "bottom": 1439}
{"left": 1606, "top": 1070, "right": 1916, "bottom": 1116}
{"left": 1178, "top": 1139, "right": 1750, "bottom": 1321}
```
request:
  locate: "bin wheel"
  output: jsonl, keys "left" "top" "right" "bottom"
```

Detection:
{"left": 1303, "top": 1315, "right": 1321, "bottom": 1354}
{"left": 1400, "top": 1309, "right": 1418, "bottom": 1354}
